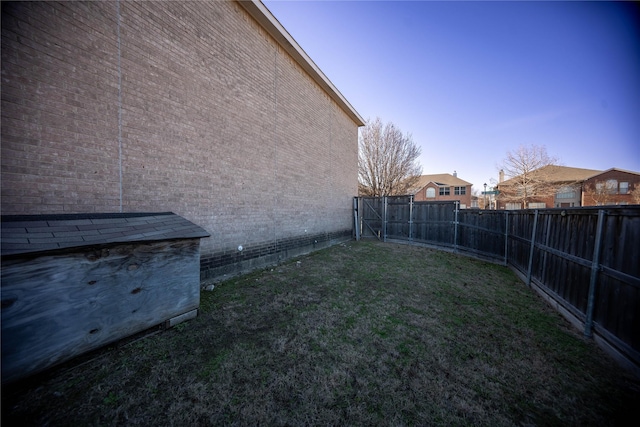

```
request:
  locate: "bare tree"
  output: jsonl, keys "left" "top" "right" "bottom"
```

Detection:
{"left": 497, "top": 144, "right": 559, "bottom": 208}
{"left": 586, "top": 179, "right": 625, "bottom": 206}
{"left": 471, "top": 188, "right": 486, "bottom": 209}
{"left": 631, "top": 185, "right": 640, "bottom": 205}
{"left": 358, "top": 117, "right": 422, "bottom": 196}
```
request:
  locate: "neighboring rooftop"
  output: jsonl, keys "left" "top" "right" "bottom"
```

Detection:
{"left": 1, "top": 212, "right": 210, "bottom": 257}
{"left": 585, "top": 167, "right": 640, "bottom": 179}
{"left": 499, "top": 165, "right": 602, "bottom": 186}
{"left": 407, "top": 173, "right": 473, "bottom": 195}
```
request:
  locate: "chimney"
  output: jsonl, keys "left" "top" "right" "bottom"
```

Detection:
{"left": 453, "top": 170, "right": 457, "bottom": 177}
{"left": 499, "top": 169, "right": 504, "bottom": 183}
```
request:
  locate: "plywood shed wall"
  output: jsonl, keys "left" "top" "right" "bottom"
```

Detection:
{"left": 1, "top": 212, "right": 210, "bottom": 384}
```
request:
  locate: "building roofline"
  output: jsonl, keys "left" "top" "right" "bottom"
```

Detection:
{"left": 418, "top": 174, "right": 472, "bottom": 185}
{"left": 238, "top": 1, "right": 365, "bottom": 126}
{"left": 497, "top": 165, "right": 603, "bottom": 186}
{"left": 584, "top": 167, "right": 640, "bottom": 180}
{"left": 407, "top": 174, "right": 473, "bottom": 195}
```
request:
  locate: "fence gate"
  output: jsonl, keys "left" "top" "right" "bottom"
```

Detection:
{"left": 357, "top": 197, "right": 385, "bottom": 240}
{"left": 356, "top": 197, "right": 458, "bottom": 245}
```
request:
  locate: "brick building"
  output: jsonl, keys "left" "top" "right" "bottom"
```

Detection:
{"left": 496, "top": 165, "right": 601, "bottom": 210}
{"left": 1, "top": 1, "right": 364, "bottom": 279}
{"left": 582, "top": 168, "right": 640, "bottom": 206}
{"left": 410, "top": 173, "right": 473, "bottom": 208}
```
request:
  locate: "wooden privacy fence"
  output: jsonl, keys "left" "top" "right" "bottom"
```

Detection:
{"left": 354, "top": 197, "right": 640, "bottom": 373}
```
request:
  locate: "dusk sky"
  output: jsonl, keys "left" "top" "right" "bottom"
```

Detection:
{"left": 263, "top": 0, "right": 640, "bottom": 192}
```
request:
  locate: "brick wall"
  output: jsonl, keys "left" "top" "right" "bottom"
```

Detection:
{"left": 1, "top": 1, "right": 361, "bottom": 278}
{"left": 583, "top": 170, "right": 640, "bottom": 206}
{"left": 1, "top": 2, "right": 121, "bottom": 214}
{"left": 496, "top": 194, "right": 556, "bottom": 210}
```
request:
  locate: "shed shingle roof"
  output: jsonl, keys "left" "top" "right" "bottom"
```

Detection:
{"left": 1, "top": 212, "right": 210, "bottom": 257}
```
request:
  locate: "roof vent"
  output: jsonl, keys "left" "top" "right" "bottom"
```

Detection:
{"left": 453, "top": 170, "right": 457, "bottom": 177}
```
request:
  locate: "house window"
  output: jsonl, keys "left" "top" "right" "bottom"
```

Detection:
{"left": 528, "top": 202, "right": 546, "bottom": 209}
{"left": 439, "top": 186, "right": 450, "bottom": 196}
{"left": 606, "top": 179, "right": 618, "bottom": 194}
{"left": 556, "top": 186, "right": 576, "bottom": 199}
{"left": 454, "top": 186, "right": 466, "bottom": 195}
{"left": 515, "top": 185, "right": 534, "bottom": 197}
{"left": 425, "top": 188, "right": 436, "bottom": 198}
{"left": 620, "top": 182, "right": 629, "bottom": 194}
{"left": 505, "top": 203, "right": 522, "bottom": 210}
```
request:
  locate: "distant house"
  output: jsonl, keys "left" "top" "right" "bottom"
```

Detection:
{"left": 582, "top": 168, "right": 640, "bottom": 206}
{"left": 496, "top": 165, "right": 601, "bottom": 210}
{"left": 470, "top": 194, "right": 480, "bottom": 209}
{"left": 409, "top": 173, "right": 473, "bottom": 208}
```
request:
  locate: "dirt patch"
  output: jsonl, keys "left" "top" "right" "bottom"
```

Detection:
{"left": 3, "top": 241, "right": 639, "bottom": 426}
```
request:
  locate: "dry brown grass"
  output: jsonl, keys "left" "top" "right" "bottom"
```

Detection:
{"left": 3, "top": 240, "right": 639, "bottom": 426}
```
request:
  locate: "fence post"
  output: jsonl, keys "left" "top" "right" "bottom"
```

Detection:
{"left": 541, "top": 213, "right": 552, "bottom": 277}
{"left": 453, "top": 201, "right": 459, "bottom": 252}
{"left": 383, "top": 196, "right": 388, "bottom": 243}
{"left": 585, "top": 209, "right": 605, "bottom": 338}
{"left": 408, "top": 195, "right": 414, "bottom": 242}
{"left": 353, "top": 197, "right": 360, "bottom": 241}
{"left": 504, "top": 211, "right": 509, "bottom": 266}
{"left": 526, "top": 210, "right": 539, "bottom": 287}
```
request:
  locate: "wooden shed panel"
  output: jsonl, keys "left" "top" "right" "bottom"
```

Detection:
{"left": 1, "top": 239, "right": 200, "bottom": 383}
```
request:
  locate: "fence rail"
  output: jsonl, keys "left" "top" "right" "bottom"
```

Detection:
{"left": 354, "top": 197, "right": 640, "bottom": 374}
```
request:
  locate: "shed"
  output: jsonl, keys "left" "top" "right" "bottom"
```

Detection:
{"left": 1, "top": 212, "right": 210, "bottom": 384}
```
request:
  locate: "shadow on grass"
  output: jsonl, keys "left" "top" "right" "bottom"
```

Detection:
{"left": 3, "top": 240, "right": 639, "bottom": 426}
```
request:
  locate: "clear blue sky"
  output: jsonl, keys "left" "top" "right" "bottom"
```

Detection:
{"left": 263, "top": 0, "right": 640, "bottom": 192}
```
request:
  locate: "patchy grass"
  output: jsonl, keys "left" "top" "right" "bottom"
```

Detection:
{"left": 3, "top": 241, "right": 638, "bottom": 426}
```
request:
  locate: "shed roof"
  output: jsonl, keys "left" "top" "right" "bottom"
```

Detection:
{"left": 1, "top": 212, "right": 210, "bottom": 257}
{"left": 238, "top": 0, "right": 364, "bottom": 126}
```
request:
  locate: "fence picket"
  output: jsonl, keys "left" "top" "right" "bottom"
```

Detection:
{"left": 585, "top": 209, "right": 605, "bottom": 338}
{"left": 527, "top": 210, "right": 540, "bottom": 287}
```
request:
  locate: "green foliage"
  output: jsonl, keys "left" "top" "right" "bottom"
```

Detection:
{"left": 103, "top": 392, "right": 120, "bottom": 406}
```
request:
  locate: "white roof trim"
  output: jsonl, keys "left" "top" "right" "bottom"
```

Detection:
{"left": 237, "top": 0, "right": 365, "bottom": 126}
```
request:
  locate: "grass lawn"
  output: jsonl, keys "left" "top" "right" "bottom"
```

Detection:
{"left": 3, "top": 240, "right": 639, "bottom": 426}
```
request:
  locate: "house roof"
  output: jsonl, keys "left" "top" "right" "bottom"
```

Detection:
{"left": 584, "top": 167, "right": 640, "bottom": 180}
{"left": 238, "top": 1, "right": 365, "bottom": 126}
{"left": 408, "top": 173, "right": 472, "bottom": 194}
{"left": 1, "top": 212, "right": 210, "bottom": 257}
{"left": 499, "top": 165, "right": 602, "bottom": 186}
